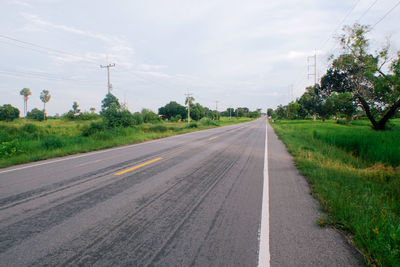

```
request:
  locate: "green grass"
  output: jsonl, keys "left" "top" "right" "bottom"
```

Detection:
{"left": 271, "top": 119, "right": 400, "bottom": 266}
{"left": 0, "top": 117, "right": 253, "bottom": 168}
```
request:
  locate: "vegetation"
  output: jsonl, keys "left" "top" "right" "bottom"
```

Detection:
{"left": 270, "top": 24, "right": 400, "bottom": 129}
{"left": 0, "top": 104, "right": 20, "bottom": 122}
{"left": 0, "top": 116, "right": 253, "bottom": 168}
{"left": 40, "top": 89, "right": 51, "bottom": 121}
{"left": 270, "top": 119, "right": 400, "bottom": 266}
{"left": 19, "top": 88, "right": 31, "bottom": 117}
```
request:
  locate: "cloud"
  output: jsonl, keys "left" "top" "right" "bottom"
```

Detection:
{"left": 21, "top": 13, "right": 134, "bottom": 55}
{"left": 12, "top": 0, "right": 32, "bottom": 8}
{"left": 139, "top": 64, "right": 168, "bottom": 71}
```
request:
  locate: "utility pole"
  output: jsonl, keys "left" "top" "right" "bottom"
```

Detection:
{"left": 100, "top": 63, "right": 115, "bottom": 94}
{"left": 215, "top": 101, "right": 219, "bottom": 120}
{"left": 229, "top": 106, "right": 232, "bottom": 120}
{"left": 307, "top": 51, "right": 317, "bottom": 85}
{"left": 185, "top": 92, "right": 193, "bottom": 123}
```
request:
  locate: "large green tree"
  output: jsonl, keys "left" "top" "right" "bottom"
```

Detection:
{"left": 101, "top": 93, "right": 120, "bottom": 112}
{"left": 0, "top": 104, "right": 20, "bottom": 121}
{"left": 40, "top": 89, "right": 51, "bottom": 121}
{"left": 158, "top": 101, "right": 186, "bottom": 120}
{"left": 324, "top": 23, "right": 400, "bottom": 130}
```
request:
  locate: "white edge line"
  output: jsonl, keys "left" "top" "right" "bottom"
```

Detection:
{"left": 258, "top": 119, "right": 270, "bottom": 267}
{"left": 0, "top": 120, "right": 255, "bottom": 175}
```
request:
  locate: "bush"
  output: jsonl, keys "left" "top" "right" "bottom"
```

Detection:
{"left": 102, "top": 107, "right": 135, "bottom": 128}
{"left": 27, "top": 108, "right": 44, "bottom": 121}
{"left": 40, "top": 135, "right": 63, "bottom": 149}
{"left": 0, "top": 139, "right": 23, "bottom": 157}
{"left": 81, "top": 121, "right": 107, "bottom": 136}
{"left": 187, "top": 122, "right": 198, "bottom": 128}
{"left": 132, "top": 112, "right": 144, "bottom": 125}
{"left": 142, "top": 109, "right": 160, "bottom": 123}
{"left": 199, "top": 117, "right": 218, "bottom": 126}
{"left": 0, "top": 104, "right": 20, "bottom": 122}
{"left": 149, "top": 124, "right": 167, "bottom": 132}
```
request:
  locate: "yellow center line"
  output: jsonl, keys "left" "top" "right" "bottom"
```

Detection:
{"left": 114, "top": 157, "right": 163, "bottom": 176}
{"left": 208, "top": 136, "right": 219, "bottom": 141}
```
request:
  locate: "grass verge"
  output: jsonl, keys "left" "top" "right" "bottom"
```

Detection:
{"left": 270, "top": 119, "right": 400, "bottom": 266}
{"left": 0, "top": 117, "right": 253, "bottom": 168}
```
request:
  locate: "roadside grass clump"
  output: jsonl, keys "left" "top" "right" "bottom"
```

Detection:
{"left": 271, "top": 119, "right": 400, "bottom": 266}
{"left": 199, "top": 117, "right": 219, "bottom": 126}
{"left": 187, "top": 122, "right": 198, "bottom": 128}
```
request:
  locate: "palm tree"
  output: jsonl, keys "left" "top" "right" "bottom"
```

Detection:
{"left": 40, "top": 89, "right": 51, "bottom": 121}
{"left": 19, "top": 88, "right": 31, "bottom": 118}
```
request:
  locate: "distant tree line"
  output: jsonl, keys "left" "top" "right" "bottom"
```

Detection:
{"left": 1, "top": 89, "right": 261, "bottom": 125}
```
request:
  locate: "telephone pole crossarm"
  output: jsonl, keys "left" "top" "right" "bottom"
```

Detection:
{"left": 100, "top": 63, "right": 116, "bottom": 94}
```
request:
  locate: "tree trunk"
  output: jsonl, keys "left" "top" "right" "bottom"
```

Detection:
{"left": 356, "top": 94, "right": 378, "bottom": 129}
{"left": 43, "top": 103, "right": 46, "bottom": 121}
{"left": 375, "top": 98, "right": 400, "bottom": 130}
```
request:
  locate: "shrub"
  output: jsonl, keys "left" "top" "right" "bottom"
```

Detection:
{"left": 0, "top": 139, "right": 23, "bottom": 157}
{"left": 141, "top": 109, "right": 160, "bottom": 123}
{"left": 187, "top": 122, "right": 198, "bottom": 128}
{"left": 149, "top": 124, "right": 167, "bottom": 132}
{"left": 199, "top": 117, "right": 218, "bottom": 126}
{"left": 102, "top": 106, "right": 135, "bottom": 128}
{"left": 40, "top": 135, "right": 63, "bottom": 149}
{"left": 132, "top": 112, "right": 144, "bottom": 125}
{"left": 27, "top": 108, "right": 44, "bottom": 121}
{"left": 81, "top": 121, "right": 107, "bottom": 136}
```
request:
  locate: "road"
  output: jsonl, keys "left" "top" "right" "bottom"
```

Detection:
{"left": 0, "top": 118, "right": 361, "bottom": 266}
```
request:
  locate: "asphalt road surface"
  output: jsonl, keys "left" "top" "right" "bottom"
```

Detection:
{"left": 0, "top": 118, "right": 361, "bottom": 266}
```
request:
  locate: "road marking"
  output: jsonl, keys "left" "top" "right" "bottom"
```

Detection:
{"left": 208, "top": 136, "right": 219, "bottom": 141}
{"left": 114, "top": 157, "right": 163, "bottom": 176}
{"left": 258, "top": 120, "right": 270, "bottom": 267}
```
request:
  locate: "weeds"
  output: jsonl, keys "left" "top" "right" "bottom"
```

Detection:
{"left": 271, "top": 119, "right": 400, "bottom": 266}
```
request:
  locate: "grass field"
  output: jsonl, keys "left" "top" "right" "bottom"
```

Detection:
{"left": 271, "top": 119, "right": 400, "bottom": 266}
{"left": 0, "top": 117, "right": 253, "bottom": 168}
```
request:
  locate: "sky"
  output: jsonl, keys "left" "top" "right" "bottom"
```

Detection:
{"left": 0, "top": 0, "right": 399, "bottom": 115}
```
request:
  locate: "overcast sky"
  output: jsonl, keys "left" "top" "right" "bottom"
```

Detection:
{"left": 1, "top": 0, "right": 399, "bottom": 115}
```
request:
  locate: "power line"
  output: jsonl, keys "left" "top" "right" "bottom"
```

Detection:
{"left": 319, "top": 0, "right": 362, "bottom": 50}
{"left": 356, "top": 0, "right": 379, "bottom": 22}
{"left": 371, "top": 0, "right": 400, "bottom": 29}
{"left": 0, "top": 34, "right": 101, "bottom": 66}
{"left": 0, "top": 69, "right": 102, "bottom": 84}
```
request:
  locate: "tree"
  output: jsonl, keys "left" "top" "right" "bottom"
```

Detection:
{"left": 72, "top": 101, "right": 81, "bottom": 115}
{"left": 101, "top": 93, "right": 120, "bottom": 112}
{"left": 158, "top": 101, "right": 186, "bottom": 120}
{"left": 0, "top": 104, "right": 20, "bottom": 121}
{"left": 275, "top": 105, "right": 286, "bottom": 119}
{"left": 19, "top": 88, "right": 31, "bottom": 117}
{"left": 27, "top": 108, "right": 44, "bottom": 121}
{"left": 40, "top": 89, "right": 51, "bottom": 121}
{"left": 90, "top": 107, "right": 96, "bottom": 114}
{"left": 325, "top": 23, "right": 400, "bottom": 130}
{"left": 267, "top": 108, "right": 274, "bottom": 117}
{"left": 190, "top": 103, "right": 205, "bottom": 121}
{"left": 286, "top": 101, "right": 300, "bottom": 119}
{"left": 326, "top": 92, "right": 356, "bottom": 123}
